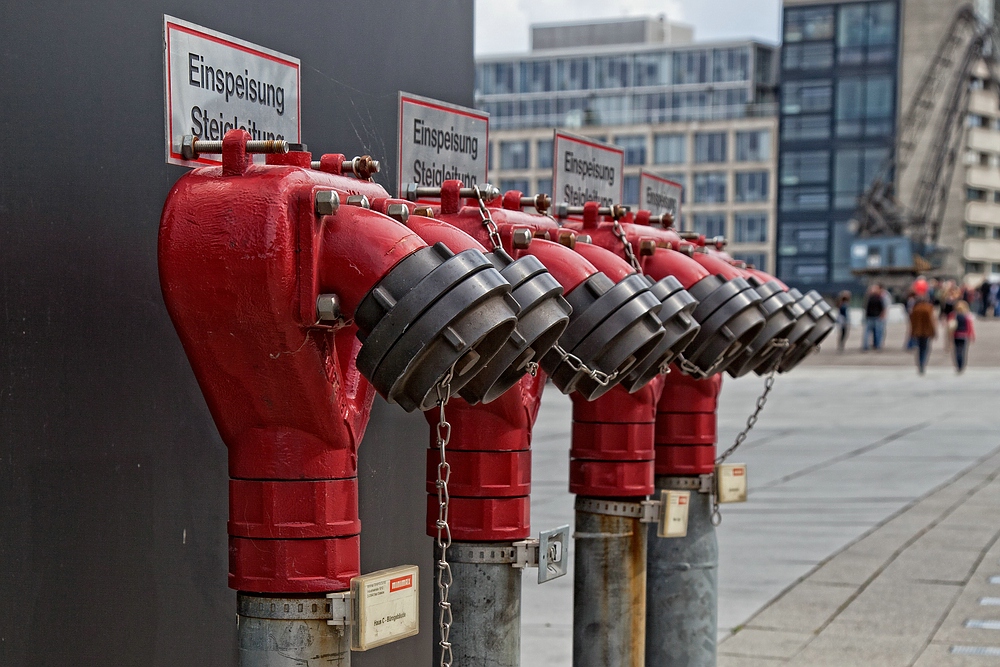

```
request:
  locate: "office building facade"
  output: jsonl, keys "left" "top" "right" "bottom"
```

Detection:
{"left": 477, "top": 18, "right": 781, "bottom": 272}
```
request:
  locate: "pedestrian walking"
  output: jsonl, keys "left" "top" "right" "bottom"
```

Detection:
{"left": 950, "top": 300, "right": 976, "bottom": 373}
{"left": 862, "top": 284, "right": 886, "bottom": 351}
{"left": 909, "top": 295, "right": 936, "bottom": 375}
{"left": 836, "top": 291, "right": 851, "bottom": 352}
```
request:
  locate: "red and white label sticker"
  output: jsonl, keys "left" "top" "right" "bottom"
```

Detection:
{"left": 163, "top": 15, "right": 301, "bottom": 167}
{"left": 389, "top": 574, "right": 413, "bottom": 592}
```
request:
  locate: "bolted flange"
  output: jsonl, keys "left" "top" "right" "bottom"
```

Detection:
{"left": 777, "top": 290, "right": 836, "bottom": 373}
{"left": 678, "top": 275, "right": 766, "bottom": 377}
{"left": 726, "top": 279, "right": 801, "bottom": 378}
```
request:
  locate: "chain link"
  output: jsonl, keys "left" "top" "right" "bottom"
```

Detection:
{"left": 434, "top": 365, "right": 456, "bottom": 667}
{"left": 473, "top": 185, "right": 504, "bottom": 252}
{"left": 677, "top": 356, "right": 708, "bottom": 379}
{"left": 551, "top": 343, "right": 619, "bottom": 387}
{"left": 612, "top": 220, "right": 642, "bottom": 272}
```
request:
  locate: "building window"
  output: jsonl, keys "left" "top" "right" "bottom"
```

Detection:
{"left": 733, "top": 252, "right": 767, "bottom": 270}
{"left": 838, "top": 2, "right": 897, "bottom": 66}
{"left": 694, "top": 133, "right": 727, "bottom": 163}
{"left": 784, "top": 6, "right": 835, "bottom": 42}
{"left": 634, "top": 52, "right": 672, "bottom": 86}
{"left": 994, "top": 227, "right": 1000, "bottom": 240}
{"left": 536, "top": 178, "right": 552, "bottom": 196}
{"left": 615, "top": 135, "right": 647, "bottom": 165}
{"left": 968, "top": 188, "right": 988, "bottom": 202}
{"left": 781, "top": 115, "right": 832, "bottom": 141}
{"left": 835, "top": 75, "right": 894, "bottom": 138}
{"left": 654, "top": 134, "right": 686, "bottom": 164}
{"left": 783, "top": 42, "right": 834, "bottom": 70}
{"left": 673, "top": 50, "right": 709, "bottom": 84}
{"left": 966, "top": 261, "right": 986, "bottom": 274}
{"left": 694, "top": 172, "right": 727, "bottom": 203}
{"left": 692, "top": 213, "right": 726, "bottom": 238}
{"left": 735, "top": 171, "right": 769, "bottom": 202}
{"left": 781, "top": 187, "right": 830, "bottom": 211}
{"left": 556, "top": 58, "right": 591, "bottom": 91}
{"left": 833, "top": 147, "right": 888, "bottom": 209}
{"left": 968, "top": 114, "right": 990, "bottom": 128}
{"left": 594, "top": 56, "right": 630, "bottom": 89}
{"left": 782, "top": 80, "right": 833, "bottom": 115}
{"left": 499, "top": 141, "right": 529, "bottom": 170}
{"left": 735, "top": 212, "right": 768, "bottom": 243}
{"left": 519, "top": 60, "right": 552, "bottom": 93}
{"left": 736, "top": 130, "right": 771, "bottom": 162}
{"left": 499, "top": 179, "right": 530, "bottom": 194}
{"left": 781, "top": 222, "right": 830, "bottom": 255}
{"left": 624, "top": 175, "right": 640, "bottom": 206}
{"left": 536, "top": 140, "right": 553, "bottom": 169}
{"left": 993, "top": 263, "right": 1000, "bottom": 274}
{"left": 712, "top": 47, "right": 750, "bottom": 82}
{"left": 477, "top": 62, "right": 516, "bottom": 95}
{"left": 966, "top": 224, "right": 988, "bottom": 238}
{"left": 781, "top": 150, "right": 829, "bottom": 185}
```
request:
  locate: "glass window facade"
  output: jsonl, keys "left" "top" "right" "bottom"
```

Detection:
{"left": 500, "top": 178, "right": 530, "bottom": 193}
{"left": 653, "top": 133, "right": 686, "bottom": 164}
{"left": 735, "top": 212, "right": 769, "bottom": 243}
{"left": 615, "top": 135, "right": 647, "bottom": 165}
{"left": 736, "top": 171, "right": 770, "bottom": 202}
{"left": 475, "top": 42, "right": 777, "bottom": 130}
{"left": 536, "top": 140, "right": 553, "bottom": 169}
{"left": 624, "top": 175, "right": 641, "bottom": 206}
{"left": 500, "top": 140, "right": 530, "bottom": 170}
{"left": 736, "top": 130, "right": 772, "bottom": 162}
{"left": 695, "top": 132, "right": 727, "bottom": 163}
{"left": 777, "top": 0, "right": 899, "bottom": 292}
{"left": 693, "top": 213, "right": 727, "bottom": 238}
{"left": 694, "top": 172, "right": 727, "bottom": 203}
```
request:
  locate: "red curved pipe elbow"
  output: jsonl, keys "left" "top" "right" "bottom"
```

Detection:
{"left": 521, "top": 238, "right": 599, "bottom": 295}
{"left": 572, "top": 242, "right": 636, "bottom": 282}
{"left": 641, "top": 247, "right": 711, "bottom": 290}
{"left": 403, "top": 214, "right": 490, "bottom": 254}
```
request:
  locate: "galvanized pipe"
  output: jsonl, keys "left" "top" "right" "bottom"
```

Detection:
{"left": 573, "top": 503, "right": 647, "bottom": 667}
{"left": 237, "top": 593, "right": 350, "bottom": 667}
{"left": 645, "top": 478, "right": 718, "bottom": 667}
{"left": 433, "top": 542, "right": 522, "bottom": 667}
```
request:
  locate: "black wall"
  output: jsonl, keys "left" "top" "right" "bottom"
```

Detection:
{"left": 0, "top": 2, "right": 474, "bottom": 665}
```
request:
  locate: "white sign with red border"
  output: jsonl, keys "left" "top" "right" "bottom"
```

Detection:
{"left": 398, "top": 92, "right": 489, "bottom": 197}
{"left": 638, "top": 170, "right": 683, "bottom": 220}
{"left": 163, "top": 15, "right": 301, "bottom": 167}
{"left": 350, "top": 565, "right": 420, "bottom": 651}
{"left": 552, "top": 130, "right": 624, "bottom": 207}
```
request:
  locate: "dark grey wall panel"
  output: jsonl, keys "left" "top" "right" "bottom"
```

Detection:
{"left": 0, "top": 2, "right": 474, "bottom": 665}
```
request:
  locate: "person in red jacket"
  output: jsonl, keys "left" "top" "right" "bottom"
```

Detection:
{"left": 950, "top": 300, "right": 976, "bottom": 373}
{"left": 908, "top": 295, "right": 936, "bottom": 375}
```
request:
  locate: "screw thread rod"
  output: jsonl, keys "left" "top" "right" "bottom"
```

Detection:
{"left": 192, "top": 138, "right": 289, "bottom": 155}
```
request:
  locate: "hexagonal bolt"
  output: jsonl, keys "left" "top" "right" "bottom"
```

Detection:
{"left": 533, "top": 229, "right": 552, "bottom": 241}
{"left": 412, "top": 206, "right": 435, "bottom": 218}
{"left": 315, "top": 190, "right": 341, "bottom": 216}
{"left": 316, "top": 294, "right": 342, "bottom": 323}
{"left": 401, "top": 182, "right": 501, "bottom": 202}
{"left": 557, "top": 231, "right": 576, "bottom": 248}
{"left": 575, "top": 234, "right": 593, "bottom": 244}
{"left": 180, "top": 134, "right": 289, "bottom": 160}
{"left": 712, "top": 236, "right": 727, "bottom": 250}
{"left": 345, "top": 195, "right": 371, "bottom": 209}
{"left": 385, "top": 203, "right": 410, "bottom": 224}
{"left": 659, "top": 213, "right": 675, "bottom": 228}
{"left": 511, "top": 228, "right": 533, "bottom": 249}
{"left": 678, "top": 231, "right": 701, "bottom": 241}
{"left": 520, "top": 194, "right": 551, "bottom": 212}
{"left": 638, "top": 239, "right": 657, "bottom": 256}
{"left": 342, "top": 155, "right": 381, "bottom": 180}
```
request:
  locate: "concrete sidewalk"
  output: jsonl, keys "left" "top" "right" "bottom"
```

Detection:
{"left": 719, "top": 448, "right": 1000, "bottom": 666}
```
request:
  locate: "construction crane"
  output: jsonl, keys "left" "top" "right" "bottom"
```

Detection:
{"left": 851, "top": 4, "right": 999, "bottom": 287}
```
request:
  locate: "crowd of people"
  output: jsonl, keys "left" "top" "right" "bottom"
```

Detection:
{"left": 834, "top": 278, "right": 977, "bottom": 374}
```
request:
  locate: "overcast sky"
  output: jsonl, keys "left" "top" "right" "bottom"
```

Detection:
{"left": 475, "top": 0, "right": 782, "bottom": 55}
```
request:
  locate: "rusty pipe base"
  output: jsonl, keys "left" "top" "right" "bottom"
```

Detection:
{"left": 237, "top": 593, "right": 350, "bottom": 666}
{"left": 433, "top": 542, "right": 521, "bottom": 667}
{"left": 573, "top": 502, "right": 647, "bottom": 667}
{"left": 644, "top": 478, "right": 718, "bottom": 667}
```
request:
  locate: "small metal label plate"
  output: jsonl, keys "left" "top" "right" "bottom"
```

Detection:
{"left": 717, "top": 463, "right": 748, "bottom": 504}
{"left": 350, "top": 565, "right": 419, "bottom": 651}
{"left": 658, "top": 490, "right": 690, "bottom": 538}
{"left": 538, "top": 525, "right": 570, "bottom": 583}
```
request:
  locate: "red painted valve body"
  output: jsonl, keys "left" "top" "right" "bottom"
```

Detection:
{"left": 424, "top": 373, "right": 545, "bottom": 541}
{"left": 655, "top": 369, "right": 722, "bottom": 475}
{"left": 160, "top": 131, "right": 430, "bottom": 594}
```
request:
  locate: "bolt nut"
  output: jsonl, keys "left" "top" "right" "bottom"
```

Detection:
{"left": 316, "top": 294, "right": 341, "bottom": 322}
{"left": 315, "top": 190, "right": 341, "bottom": 216}
{"left": 638, "top": 239, "right": 657, "bottom": 256}
{"left": 679, "top": 231, "right": 700, "bottom": 241}
{"left": 512, "top": 228, "right": 532, "bottom": 249}
{"left": 660, "top": 213, "right": 675, "bottom": 228}
{"left": 385, "top": 203, "right": 410, "bottom": 224}
{"left": 575, "top": 234, "right": 592, "bottom": 244}
{"left": 557, "top": 231, "right": 576, "bottom": 248}
{"left": 413, "top": 206, "right": 435, "bottom": 218}
{"left": 181, "top": 135, "right": 197, "bottom": 160}
{"left": 346, "top": 195, "right": 371, "bottom": 209}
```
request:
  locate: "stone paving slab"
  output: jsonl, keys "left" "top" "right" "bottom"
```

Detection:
{"left": 718, "top": 448, "right": 1000, "bottom": 665}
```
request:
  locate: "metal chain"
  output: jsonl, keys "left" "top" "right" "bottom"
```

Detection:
{"left": 612, "top": 220, "right": 641, "bottom": 272}
{"left": 434, "top": 365, "right": 456, "bottom": 667}
{"left": 677, "top": 356, "right": 708, "bottom": 380}
{"left": 551, "top": 343, "right": 619, "bottom": 387}
{"left": 710, "top": 361, "right": 781, "bottom": 526}
{"left": 473, "top": 185, "right": 504, "bottom": 251}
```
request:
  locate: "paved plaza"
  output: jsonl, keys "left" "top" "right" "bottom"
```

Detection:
{"left": 521, "top": 319, "right": 1000, "bottom": 665}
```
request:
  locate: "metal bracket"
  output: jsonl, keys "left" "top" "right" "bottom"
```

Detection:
{"left": 325, "top": 591, "right": 353, "bottom": 627}
{"left": 640, "top": 499, "right": 662, "bottom": 524}
{"left": 513, "top": 525, "right": 569, "bottom": 583}
{"left": 661, "top": 474, "right": 715, "bottom": 494}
